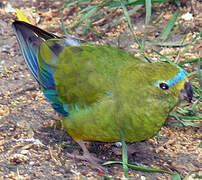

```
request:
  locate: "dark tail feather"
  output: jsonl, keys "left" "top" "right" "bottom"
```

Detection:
{"left": 13, "top": 21, "right": 70, "bottom": 117}
{"left": 12, "top": 20, "right": 59, "bottom": 82}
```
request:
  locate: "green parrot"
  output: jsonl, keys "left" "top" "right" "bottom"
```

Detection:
{"left": 13, "top": 20, "right": 193, "bottom": 166}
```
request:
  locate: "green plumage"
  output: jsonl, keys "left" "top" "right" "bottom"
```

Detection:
{"left": 13, "top": 20, "right": 192, "bottom": 149}
{"left": 57, "top": 51, "right": 181, "bottom": 142}
{"left": 38, "top": 41, "right": 185, "bottom": 142}
{"left": 53, "top": 44, "right": 142, "bottom": 107}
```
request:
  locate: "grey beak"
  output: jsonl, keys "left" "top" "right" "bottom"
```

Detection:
{"left": 179, "top": 81, "right": 193, "bottom": 102}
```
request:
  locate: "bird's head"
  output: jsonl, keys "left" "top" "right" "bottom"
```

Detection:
{"left": 151, "top": 63, "right": 193, "bottom": 103}
{"left": 119, "top": 62, "right": 193, "bottom": 108}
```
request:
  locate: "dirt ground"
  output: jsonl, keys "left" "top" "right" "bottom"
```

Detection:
{"left": 0, "top": 1, "right": 201, "bottom": 179}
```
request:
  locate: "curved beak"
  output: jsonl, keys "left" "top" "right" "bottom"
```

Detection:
{"left": 179, "top": 81, "right": 193, "bottom": 103}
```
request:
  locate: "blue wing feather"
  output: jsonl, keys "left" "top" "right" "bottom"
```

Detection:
{"left": 13, "top": 21, "right": 83, "bottom": 116}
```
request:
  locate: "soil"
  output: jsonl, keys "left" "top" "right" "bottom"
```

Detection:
{"left": 0, "top": 1, "right": 201, "bottom": 179}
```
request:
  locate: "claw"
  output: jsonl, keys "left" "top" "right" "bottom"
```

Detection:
{"left": 66, "top": 140, "right": 106, "bottom": 172}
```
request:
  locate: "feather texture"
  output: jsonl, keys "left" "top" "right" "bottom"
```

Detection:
{"left": 13, "top": 20, "right": 193, "bottom": 143}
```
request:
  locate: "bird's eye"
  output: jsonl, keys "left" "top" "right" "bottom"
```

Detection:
{"left": 159, "top": 83, "right": 169, "bottom": 90}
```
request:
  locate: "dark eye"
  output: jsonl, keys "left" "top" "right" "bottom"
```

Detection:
{"left": 159, "top": 83, "right": 169, "bottom": 90}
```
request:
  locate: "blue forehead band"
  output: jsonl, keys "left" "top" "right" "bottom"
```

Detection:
{"left": 153, "top": 67, "right": 187, "bottom": 87}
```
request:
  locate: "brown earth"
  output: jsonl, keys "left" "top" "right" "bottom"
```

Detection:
{"left": 0, "top": 1, "right": 201, "bottom": 179}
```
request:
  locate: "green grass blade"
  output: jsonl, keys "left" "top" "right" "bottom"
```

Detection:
{"left": 79, "top": 5, "right": 97, "bottom": 14}
{"left": 178, "top": 58, "right": 200, "bottom": 65}
{"left": 103, "top": 160, "right": 122, "bottom": 165}
{"left": 77, "top": 0, "right": 92, "bottom": 6}
{"left": 104, "top": 5, "right": 143, "bottom": 29}
{"left": 104, "top": 131, "right": 177, "bottom": 175}
{"left": 168, "top": 24, "right": 180, "bottom": 41}
{"left": 103, "top": 161, "right": 176, "bottom": 175}
{"left": 143, "top": 0, "right": 152, "bottom": 51}
{"left": 61, "top": 20, "right": 69, "bottom": 36}
{"left": 127, "top": 163, "right": 172, "bottom": 174}
{"left": 120, "top": 132, "right": 129, "bottom": 178}
{"left": 149, "top": 32, "right": 201, "bottom": 46}
{"left": 75, "top": 7, "right": 97, "bottom": 27}
{"left": 159, "top": 8, "right": 180, "bottom": 40}
{"left": 149, "top": 40, "right": 192, "bottom": 46}
{"left": 120, "top": 0, "right": 143, "bottom": 52}
{"left": 62, "top": 0, "right": 78, "bottom": 9}
{"left": 122, "top": 0, "right": 173, "bottom": 6}
{"left": 151, "top": 49, "right": 177, "bottom": 66}
{"left": 83, "top": 20, "right": 101, "bottom": 36}
{"left": 171, "top": 173, "right": 181, "bottom": 180}
{"left": 120, "top": 0, "right": 134, "bottom": 35}
{"left": 197, "top": 58, "right": 202, "bottom": 87}
{"left": 174, "top": 0, "right": 181, "bottom": 7}
{"left": 145, "top": 0, "right": 152, "bottom": 25}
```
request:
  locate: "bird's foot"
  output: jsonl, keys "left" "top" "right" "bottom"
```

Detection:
{"left": 66, "top": 140, "right": 106, "bottom": 172}
{"left": 66, "top": 152, "right": 102, "bottom": 162}
{"left": 66, "top": 152, "right": 106, "bottom": 172}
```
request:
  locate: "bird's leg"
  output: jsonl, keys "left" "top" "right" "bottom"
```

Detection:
{"left": 66, "top": 140, "right": 106, "bottom": 171}
{"left": 78, "top": 140, "right": 102, "bottom": 162}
